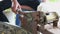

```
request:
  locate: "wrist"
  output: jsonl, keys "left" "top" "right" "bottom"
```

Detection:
{"left": 11, "top": 0, "right": 18, "bottom": 3}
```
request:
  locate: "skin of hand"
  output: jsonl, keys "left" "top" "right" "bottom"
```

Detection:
{"left": 11, "top": 0, "right": 21, "bottom": 14}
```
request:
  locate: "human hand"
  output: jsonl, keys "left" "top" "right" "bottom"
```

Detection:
{"left": 11, "top": 0, "right": 21, "bottom": 14}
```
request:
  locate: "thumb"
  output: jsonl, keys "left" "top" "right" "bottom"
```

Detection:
{"left": 17, "top": 5, "right": 22, "bottom": 11}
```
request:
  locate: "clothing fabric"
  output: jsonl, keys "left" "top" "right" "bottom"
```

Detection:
{"left": 0, "top": 0, "right": 40, "bottom": 27}
{"left": 16, "top": 14, "right": 21, "bottom": 26}
{"left": 18, "top": 0, "right": 40, "bottom": 10}
{"left": 0, "top": 12, "right": 9, "bottom": 22}
{"left": 16, "top": 9, "right": 34, "bottom": 27}
{"left": 0, "top": 0, "right": 11, "bottom": 22}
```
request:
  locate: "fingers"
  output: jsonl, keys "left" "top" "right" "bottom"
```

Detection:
{"left": 11, "top": 0, "right": 22, "bottom": 14}
{"left": 18, "top": 4, "right": 21, "bottom": 9}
